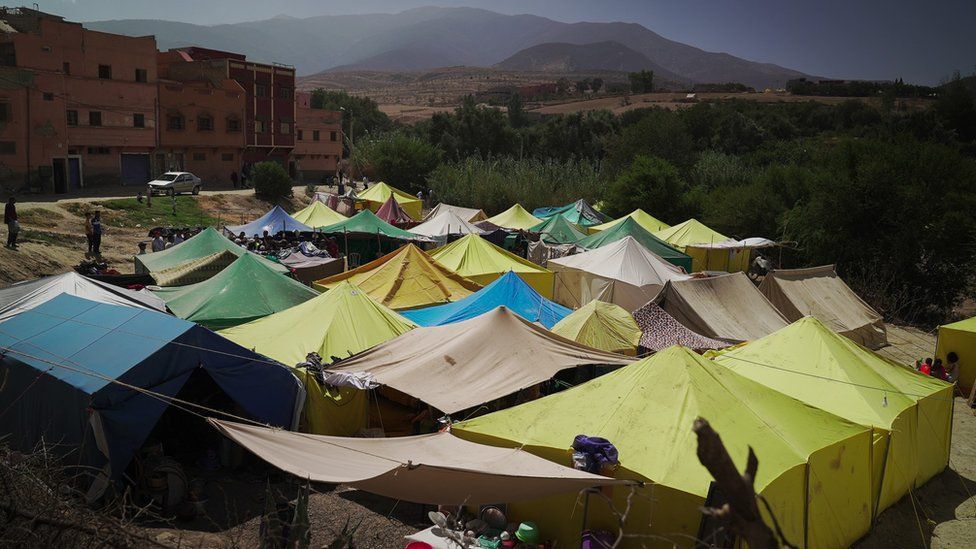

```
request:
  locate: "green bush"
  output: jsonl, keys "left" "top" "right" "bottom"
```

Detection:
{"left": 252, "top": 162, "right": 293, "bottom": 200}
{"left": 602, "top": 156, "right": 692, "bottom": 223}
{"left": 352, "top": 134, "right": 441, "bottom": 194}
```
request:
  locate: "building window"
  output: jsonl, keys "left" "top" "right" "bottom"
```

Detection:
{"left": 42, "top": 92, "right": 54, "bottom": 101}
{"left": 89, "top": 111, "right": 102, "bottom": 127}
{"left": 255, "top": 119, "right": 268, "bottom": 133}
{"left": 133, "top": 113, "right": 145, "bottom": 128}
{"left": 312, "top": 130, "right": 320, "bottom": 141}
{"left": 193, "top": 153, "right": 206, "bottom": 162}
{"left": 280, "top": 121, "right": 291, "bottom": 134}
{"left": 255, "top": 83, "right": 268, "bottom": 98}
{"left": 66, "top": 109, "right": 77, "bottom": 126}
{"left": 135, "top": 68, "right": 148, "bottom": 83}
{"left": 167, "top": 115, "right": 185, "bottom": 131}
{"left": 0, "top": 141, "right": 15, "bottom": 155}
{"left": 62, "top": 61, "right": 70, "bottom": 74}
{"left": 226, "top": 117, "right": 241, "bottom": 132}
{"left": 221, "top": 153, "right": 234, "bottom": 162}
{"left": 86, "top": 146, "right": 110, "bottom": 155}
{"left": 0, "top": 102, "right": 10, "bottom": 122}
{"left": 98, "top": 64, "right": 112, "bottom": 79}
{"left": 0, "top": 43, "right": 15, "bottom": 67}
{"left": 197, "top": 115, "right": 214, "bottom": 131}
{"left": 279, "top": 87, "right": 292, "bottom": 100}
{"left": 41, "top": 45, "right": 52, "bottom": 53}
{"left": 330, "top": 131, "right": 337, "bottom": 141}
{"left": 297, "top": 129, "right": 303, "bottom": 140}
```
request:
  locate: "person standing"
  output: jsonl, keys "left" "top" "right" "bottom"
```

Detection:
{"left": 4, "top": 197, "right": 18, "bottom": 250}
{"left": 230, "top": 170, "right": 239, "bottom": 189}
{"left": 84, "top": 212, "right": 94, "bottom": 254}
{"left": 91, "top": 211, "right": 103, "bottom": 255}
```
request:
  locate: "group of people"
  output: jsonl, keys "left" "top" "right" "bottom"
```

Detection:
{"left": 230, "top": 229, "right": 340, "bottom": 258}
{"left": 916, "top": 353, "right": 960, "bottom": 383}
{"left": 137, "top": 227, "right": 205, "bottom": 255}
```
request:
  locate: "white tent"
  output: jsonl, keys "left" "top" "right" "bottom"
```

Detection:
{"left": 409, "top": 209, "right": 486, "bottom": 240}
{"left": 0, "top": 272, "right": 167, "bottom": 322}
{"left": 423, "top": 203, "right": 488, "bottom": 223}
{"left": 548, "top": 236, "right": 691, "bottom": 311}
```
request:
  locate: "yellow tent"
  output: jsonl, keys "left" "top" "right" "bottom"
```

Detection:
{"left": 312, "top": 243, "right": 482, "bottom": 310}
{"left": 484, "top": 204, "right": 543, "bottom": 230}
{"left": 936, "top": 316, "right": 976, "bottom": 395}
{"left": 586, "top": 208, "right": 670, "bottom": 234}
{"left": 712, "top": 316, "right": 954, "bottom": 515}
{"left": 551, "top": 300, "right": 642, "bottom": 355}
{"left": 429, "top": 234, "right": 554, "bottom": 298}
{"left": 292, "top": 200, "right": 346, "bottom": 228}
{"left": 456, "top": 346, "right": 874, "bottom": 548}
{"left": 219, "top": 281, "right": 415, "bottom": 435}
{"left": 358, "top": 182, "right": 423, "bottom": 221}
{"left": 653, "top": 218, "right": 750, "bottom": 272}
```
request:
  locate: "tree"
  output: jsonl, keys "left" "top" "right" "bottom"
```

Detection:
{"left": 507, "top": 92, "right": 527, "bottom": 128}
{"left": 591, "top": 77, "right": 604, "bottom": 93}
{"left": 602, "top": 156, "right": 691, "bottom": 223}
{"left": 556, "top": 77, "right": 570, "bottom": 96}
{"left": 252, "top": 162, "right": 293, "bottom": 200}
{"left": 605, "top": 108, "right": 695, "bottom": 171}
{"left": 351, "top": 134, "right": 442, "bottom": 194}
{"left": 628, "top": 70, "right": 654, "bottom": 93}
{"left": 309, "top": 89, "right": 393, "bottom": 155}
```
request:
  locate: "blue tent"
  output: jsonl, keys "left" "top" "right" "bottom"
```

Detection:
{"left": 224, "top": 205, "right": 312, "bottom": 237}
{"left": 0, "top": 294, "right": 302, "bottom": 480}
{"left": 401, "top": 271, "right": 571, "bottom": 328}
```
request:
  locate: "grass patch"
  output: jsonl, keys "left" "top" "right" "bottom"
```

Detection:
{"left": 77, "top": 196, "right": 219, "bottom": 229}
{"left": 21, "top": 229, "right": 83, "bottom": 246}
{"left": 17, "top": 208, "right": 65, "bottom": 229}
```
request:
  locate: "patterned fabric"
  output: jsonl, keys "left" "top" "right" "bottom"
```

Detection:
{"left": 632, "top": 302, "right": 729, "bottom": 352}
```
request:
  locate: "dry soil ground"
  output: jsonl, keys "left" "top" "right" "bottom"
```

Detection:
{"left": 0, "top": 189, "right": 972, "bottom": 547}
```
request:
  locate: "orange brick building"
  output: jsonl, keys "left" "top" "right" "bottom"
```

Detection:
{"left": 0, "top": 7, "right": 157, "bottom": 192}
{"left": 293, "top": 91, "right": 342, "bottom": 183}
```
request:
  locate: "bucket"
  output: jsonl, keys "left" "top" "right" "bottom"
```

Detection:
{"left": 405, "top": 542, "right": 433, "bottom": 549}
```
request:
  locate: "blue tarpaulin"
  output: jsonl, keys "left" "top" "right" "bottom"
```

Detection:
{"left": 401, "top": 271, "right": 571, "bottom": 328}
{"left": 224, "top": 205, "right": 312, "bottom": 237}
{"left": 0, "top": 294, "right": 302, "bottom": 479}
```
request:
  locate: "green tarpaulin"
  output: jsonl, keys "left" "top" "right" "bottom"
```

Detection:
{"left": 575, "top": 217, "right": 692, "bottom": 272}
{"left": 134, "top": 227, "right": 288, "bottom": 275}
{"left": 151, "top": 253, "right": 319, "bottom": 329}
{"left": 529, "top": 215, "right": 587, "bottom": 245}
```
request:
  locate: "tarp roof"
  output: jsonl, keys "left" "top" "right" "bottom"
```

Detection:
{"left": 410, "top": 210, "right": 486, "bottom": 239}
{"left": 224, "top": 205, "right": 312, "bottom": 238}
{"left": 655, "top": 273, "right": 788, "bottom": 342}
{"left": 135, "top": 227, "right": 288, "bottom": 274}
{"left": 759, "top": 265, "right": 887, "bottom": 349}
{"left": 150, "top": 250, "right": 239, "bottom": 287}
{"left": 549, "top": 236, "right": 691, "bottom": 311}
{"left": 529, "top": 215, "right": 587, "bottom": 245}
{"left": 456, "top": 345, "right": 874, "bottom": 548}
{"left": 653, "top": 218, "right": 729, "bottom": 249}
{"left": 485, "top": 204, "right": 543, "bottom": 231}
{"left": 211, "top": 418, "right": 622, "bottom": 505}
{"left": 292, "top": 200, "right": 347, "bottom": 229}
{"left": 330, "top": 306, "right": 634, "bottom": 414}
{"left": 712, "top": 316, "right": 952, "bottom": 512}
{"left": 357, "top": 182, "right": 423, "bottom": 221}
{"left": 429, "top": 234, "right": 554, "bottom": 298}
{"left": 631, "top": 302, "right": 729, "bottom": 352}
{"left": 0, "top": 295, "right": 302, "bottom": 478}
{"left": 423, "top": 203, "right": 488, "bottom": 223}
{"left": 587, "top": 209, "right": 670, "bottom": 235}
{"left": 151, "top": 254, "right": 319, "bottom": 330}
{"left": 551, "top": 300, "right": 642, "bottom": 356}
{"left": 219, "top": 280, "right": 415, "bottom": 367}
{"left": 0, "top": 272, "right": 166, "bottom": 322}
{"left": 532, "top": 200, "right": 609, "bottom": 227}
{"left": 375, "top": 195, "right": 415, "bottom": 224}
{"left": 313, "top": 244, "right": 481, "bottom": 310}
{"left": 402, "top": 270, "right": 569, "bottom": 329}
{"left": 318, "top": 209, "right": 423, "bottom": 241}
{"left": 576, "top": 217, "right": 692, "bottom": 273}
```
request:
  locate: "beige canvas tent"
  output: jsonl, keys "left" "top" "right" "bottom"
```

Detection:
{"left": 327, "top": 306, "right": 633, "bottom": 414}
{"left": 759, "top": 265, "right": 887, "bottom": 349}
{"left": 655, "top": 273, "right": 788, "bottom": 342}
{"left": 423, "top": 203, "right": 488, "bottom": 223}
{"left": 410, "top": 209, "right": 486, "bottom": 239}
{"left": 548, "top": 236, "right": 691, "bottom": 311}
{"left": 211, "top": 419, "right": 623, "bottom": 505}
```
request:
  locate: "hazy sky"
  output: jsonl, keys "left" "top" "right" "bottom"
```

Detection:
{"left": 25, "top": 0, "right": 976, "bottom": 84}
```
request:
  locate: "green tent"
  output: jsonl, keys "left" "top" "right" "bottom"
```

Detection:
{"left": 576, "top": 217, "right": 692, "bottom": 272}
{"left": 134, "top": 227, "right": 288, "bottom": 275}
{"left": 533, "top": 200, "right": 609, "bottom": 227}
{"left": 151, "top": 253, "right": 319, "bottom": 330}
{"left": 319, "top": 209, "right": 425, "bottom": 262}
{"left": 529, "top": 215, "right": 587, "bottom": 245}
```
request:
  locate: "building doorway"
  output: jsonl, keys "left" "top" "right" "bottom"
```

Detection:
{"left": 120, "top": 153, "right": 151, "bottom": 186}
{"left": 52, "top": 158, "right": 67, "bottom": 194}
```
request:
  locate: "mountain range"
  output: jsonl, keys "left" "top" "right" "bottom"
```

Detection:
{"left": 85, "top": 6, "right": 817, "bottom": 89}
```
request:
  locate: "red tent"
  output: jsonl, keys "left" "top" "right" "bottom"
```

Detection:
{"left": 376, "top": 195, "right": 416, "bottom": 226}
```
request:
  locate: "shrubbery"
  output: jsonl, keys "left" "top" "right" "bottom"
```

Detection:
{"left": 252, "top": 162, "right": 293, "bottom": 200}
